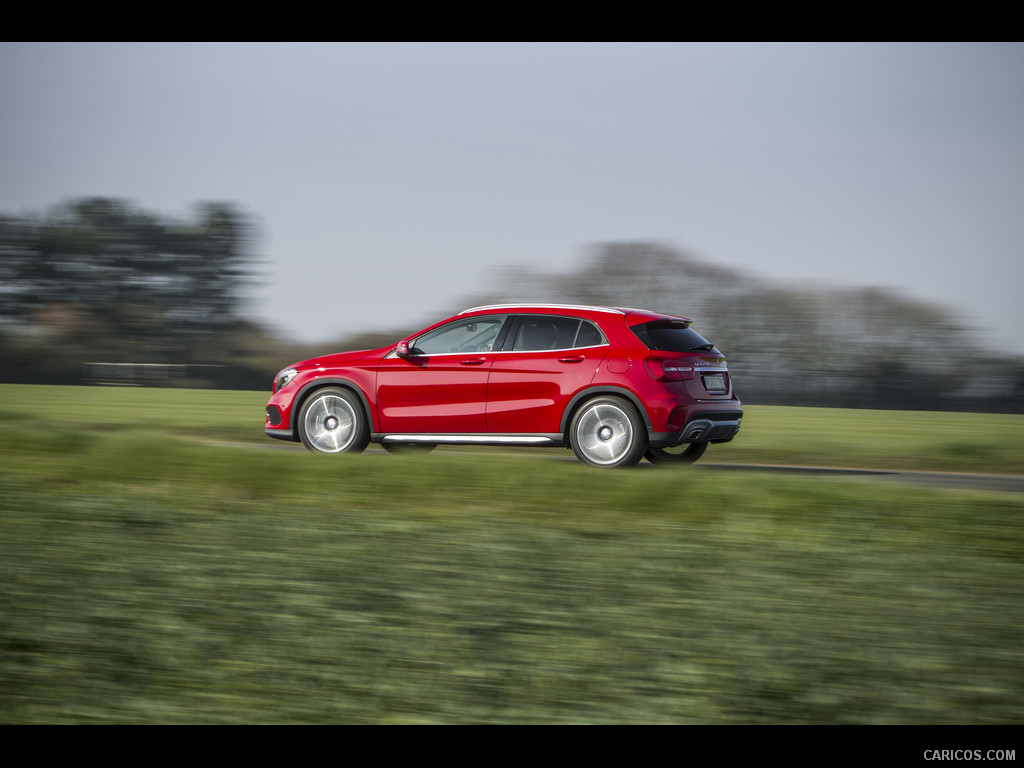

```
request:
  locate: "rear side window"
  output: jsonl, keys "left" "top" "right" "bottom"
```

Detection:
{"left": 630, "top": 320, "right": 719, "bottom": 353}
{"left": 574, "top": 321, "right": 604, "bottom": 348}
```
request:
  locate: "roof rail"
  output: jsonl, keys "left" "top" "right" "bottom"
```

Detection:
{"left": 460, "top": 303, "right": 626, "bottom": 315}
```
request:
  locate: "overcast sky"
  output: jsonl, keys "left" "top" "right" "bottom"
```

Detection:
{"left": 2, "top": 42, "right": 1022, "bottom": 352}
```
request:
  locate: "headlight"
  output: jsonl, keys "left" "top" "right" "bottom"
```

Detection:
{"left": 274, "top": 367, "right": 298, "bottom": 392}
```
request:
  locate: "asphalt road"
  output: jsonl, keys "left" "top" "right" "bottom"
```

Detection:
{"left": 227, "top": 439, "right": 1024, "bottom": 494}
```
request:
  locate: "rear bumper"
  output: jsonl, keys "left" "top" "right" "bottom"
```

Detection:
{"left": 649, "top": 409, "right": 743, "bottom": 448}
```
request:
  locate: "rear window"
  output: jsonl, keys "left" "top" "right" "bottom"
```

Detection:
{"left": 630, "top": 320, "right": 719, "bottom": 353}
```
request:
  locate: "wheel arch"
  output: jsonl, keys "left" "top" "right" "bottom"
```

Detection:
{"left": 559, "top": 386, "right": 653, "bottom": 441}
{"left": 290, "top": 378, "right": 375, "bottom": 437}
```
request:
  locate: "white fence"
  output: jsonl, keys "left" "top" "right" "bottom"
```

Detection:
{"left": 83, "top": 362, "right": 224, "bottom": 386}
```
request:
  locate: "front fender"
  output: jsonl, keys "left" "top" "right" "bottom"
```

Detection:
{"left": 289, "top": 378, "right": 376, "bottom": 433}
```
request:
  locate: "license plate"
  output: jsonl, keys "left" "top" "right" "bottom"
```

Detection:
{"left": 702, "top": 373, "right": 726, "bottom": 391}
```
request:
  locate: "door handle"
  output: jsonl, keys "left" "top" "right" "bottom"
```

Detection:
{"left": 559, "top": 356, "right": 585, "bottom": 363}
{"left": 460, "top": 358, "right": 487, "bottom": 365}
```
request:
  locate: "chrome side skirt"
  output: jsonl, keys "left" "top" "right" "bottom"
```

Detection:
{"left": 375, "top": 433, "right": 561, "bottom": 446}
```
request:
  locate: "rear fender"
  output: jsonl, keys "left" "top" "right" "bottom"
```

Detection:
{"left": 560, "top": 386, "right": 655, "bottom": 440}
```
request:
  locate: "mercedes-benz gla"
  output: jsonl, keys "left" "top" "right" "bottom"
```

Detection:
{"left": 265, "top": 304, "right": 741, "bottom": 467}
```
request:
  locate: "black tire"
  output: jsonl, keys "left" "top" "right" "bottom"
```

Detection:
{"left": 645, "top": 441, "right": 708, "bottom": 465}
{"left": 297, "top": 387, "right": 369, "bottom": 454}
{"left": 569, "top": 396, "right": 648, "bottom": 468}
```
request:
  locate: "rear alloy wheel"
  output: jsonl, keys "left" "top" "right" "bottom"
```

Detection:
{"left": 645, "top": 442, "right": 708, "bottom": 465}
{"left": 298, "top": 388, "right": 369, "bottom": 454}
{"left": 570, "top": 396, "right": 648, "bottom": 468}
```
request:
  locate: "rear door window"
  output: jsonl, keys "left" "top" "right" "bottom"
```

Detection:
{"left": 511, "top": 316, "right": 607, "bottom": 351}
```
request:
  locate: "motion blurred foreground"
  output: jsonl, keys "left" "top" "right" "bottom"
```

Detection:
{"left": 1, "top": 386, "right": 1022, "bottom": 723}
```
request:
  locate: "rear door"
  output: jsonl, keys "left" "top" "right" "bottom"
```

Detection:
{"left": 486, "top": 315, "right": 608, "bottom": 434}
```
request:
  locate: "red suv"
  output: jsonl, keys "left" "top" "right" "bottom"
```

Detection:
{"left": 265, "top": 304, "right": 741, "bottom": 467}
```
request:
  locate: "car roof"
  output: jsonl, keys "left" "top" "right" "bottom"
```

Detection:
{"left": 459, "top": 303, "right": 690, "bottom": 324}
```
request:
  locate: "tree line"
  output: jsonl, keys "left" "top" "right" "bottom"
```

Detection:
{"left": 466, "top": 242, "right": 1024, "bottom": 413}
{"left": 2, "top": 201, "right": 1022, "bottom": 411}
{"left": 0, "top": 198, "right": 278, "bottom": 388}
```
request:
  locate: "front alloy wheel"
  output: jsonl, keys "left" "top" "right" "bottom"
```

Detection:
{"left": 570, "top": 396, "right": 648, "bottom": 468}
{"left": 298, "top": 388, "right": 369, "bottom": 454}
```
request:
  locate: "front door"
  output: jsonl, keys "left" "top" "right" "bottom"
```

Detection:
{"left": 375, "top": 314, "right": 509, "bottom": 434}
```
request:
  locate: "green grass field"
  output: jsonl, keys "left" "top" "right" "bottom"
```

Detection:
{"left": 1, "top": 384, "right": 1022, "bottom": 723}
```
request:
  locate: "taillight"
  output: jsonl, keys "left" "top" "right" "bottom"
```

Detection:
{"left": 644, "top": 357, "right": 695, "bottom": 381}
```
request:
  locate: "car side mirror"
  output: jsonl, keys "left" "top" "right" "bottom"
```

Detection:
{"left": 396, "top": 340, "right": 410, "bottom": 358}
